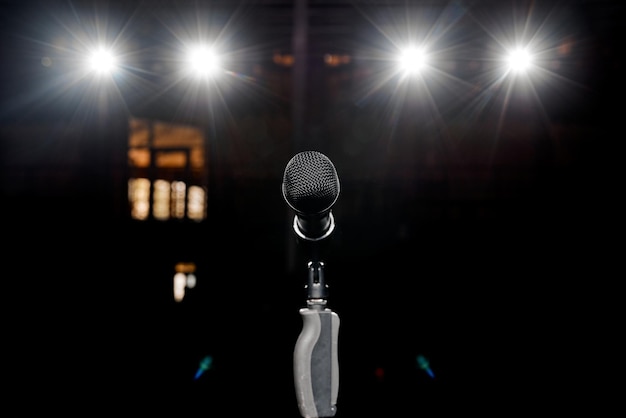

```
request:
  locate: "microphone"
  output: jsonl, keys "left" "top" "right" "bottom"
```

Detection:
{"left": 282, "top": 151, "right": 340, "bottom": 242}
{"left": 283, "top": 151, "right": 341, "bottom": 418}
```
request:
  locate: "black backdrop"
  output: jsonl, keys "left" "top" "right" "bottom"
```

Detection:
{"left": 1, "top": 0, "right": 621, "bottom": 415}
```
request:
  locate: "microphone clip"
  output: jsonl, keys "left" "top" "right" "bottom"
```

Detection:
{"left": 305, "top": 260, "right": 329, "bottom": 303}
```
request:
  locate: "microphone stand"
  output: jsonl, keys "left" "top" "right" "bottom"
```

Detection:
{"left": 282, "top": 150, "right": 341, "bottom": 417}
{"left": 293, "top": 259, "right": 340, "bottom": 418}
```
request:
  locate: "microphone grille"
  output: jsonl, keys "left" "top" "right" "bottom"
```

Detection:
{"left": 282, "top": 151, "right": 340, "bottom": 215}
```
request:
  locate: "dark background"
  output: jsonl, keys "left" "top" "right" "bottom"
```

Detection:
{"left": 1, "top": 0, "right": 621, "bottom": 415}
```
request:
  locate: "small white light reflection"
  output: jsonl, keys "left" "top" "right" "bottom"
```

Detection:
{"left": 173, "top": 272, "right": 187, "bottom": 303}
{"left": 173, "top": 262, "right": 198, "bottom": 302}
{"left": 186, "top": 273, "right": 197, "bottom": 289}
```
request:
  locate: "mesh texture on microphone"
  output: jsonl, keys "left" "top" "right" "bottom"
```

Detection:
{"left": 282, "top": 151, "right": 340, "bottom": 215}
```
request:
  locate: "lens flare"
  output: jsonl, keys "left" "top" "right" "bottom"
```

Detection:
{"left": 417, "top": 354, "right": 435, "bottom": 379}
{"left": 194, "top": 355, "right": 213, "bottom": 380}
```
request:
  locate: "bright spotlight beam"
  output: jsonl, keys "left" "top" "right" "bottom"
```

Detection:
{"left": 186, "top": 45, "right": 222, "bottom": 79}
{"left": 505, "top": 47, "right": 534, "bottom": 74}
{"left": 86, "top": 47, "right": 118, "bottom": 75}
{"left": 398, "top": 46, "right": 429, "bottom": 74}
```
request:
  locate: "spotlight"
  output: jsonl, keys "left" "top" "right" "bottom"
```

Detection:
{"left": 86, "top": 47, "right": 118, "bottom": 76}
{"left": 185, "top": 44, "right": 223, "bottom": 79}
{"left": 397, "top": 46, "right": 429, "bottom": 75}
{"left": 505, "top": 47, "right": 534, "bottom": 74}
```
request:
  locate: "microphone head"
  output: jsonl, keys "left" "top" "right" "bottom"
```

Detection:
{"left": 282, "top": 151, "right": 340, "bottom": 216}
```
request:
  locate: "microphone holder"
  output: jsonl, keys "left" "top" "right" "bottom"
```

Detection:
{"left": 293, "top": 260, "right": 340, "bottom": 418}
{"left": 305, "top": 260, "right": 328, "bottom": 302}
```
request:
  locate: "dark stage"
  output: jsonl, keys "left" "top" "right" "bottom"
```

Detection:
{"left": 1, "top": 0, "right": 621, "bottom": 415}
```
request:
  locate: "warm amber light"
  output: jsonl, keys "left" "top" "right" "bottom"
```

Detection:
{"left": 175, "top": 262, "right": 196, "bottom": 274}
{"left": 273, "top": 52, "right": 294, "bottom": 67}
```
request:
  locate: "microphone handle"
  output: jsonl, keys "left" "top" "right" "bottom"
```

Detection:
{"left": 294, "top": 307, "right": 340, "bottom": 418}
